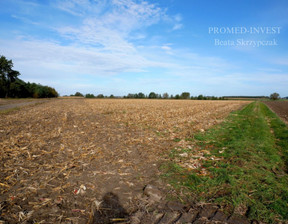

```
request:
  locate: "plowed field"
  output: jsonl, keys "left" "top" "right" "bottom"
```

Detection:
{"left": 264, "top": 101, "right": 288, "bottom": 124}
{"left": 0, "top": 99, "right": 249, "bottom": 223}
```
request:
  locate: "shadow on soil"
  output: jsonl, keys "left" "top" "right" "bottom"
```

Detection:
{"left": 90, "top": 185, "right": 252, "bottom": 224}
{"left": 92, "top": 192, "right": 129, "bottom": 224}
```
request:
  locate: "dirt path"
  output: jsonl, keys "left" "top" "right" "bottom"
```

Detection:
{"left": 0, "top": 99, "right": 50, "bottom": 112}
{"left": 264, "top": 101, "right": 288, "bottom": 124}
{"left": 0, "top": 99, "right": 251, "bottom": 223}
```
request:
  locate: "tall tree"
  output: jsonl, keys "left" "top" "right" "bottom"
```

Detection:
{"left": 162, "top": 92, "right": 169, "bottom": 99}
{"left": 0, "top": 55, "right": 58, "bottom": 98}
{"left": 0, "top": 55, "right": 20, "bottom": 97}
{"left": 181, "top": 92, "right": 190, "bottom": 99}
{"left": 148, "top": 92, "right": 157, "bottom": 99}
{"left": 270, "top": 92, "right": 280, "bottom": 100}
{"left": 74, "top": 92, "right": 84, "bottom": 97}
{"left": 138, "top": 92, "right": 145, "bottom": 99}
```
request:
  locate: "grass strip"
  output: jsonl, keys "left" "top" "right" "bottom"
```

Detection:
{"left": 162, "top": 102, "right": 288, "bottom": 223}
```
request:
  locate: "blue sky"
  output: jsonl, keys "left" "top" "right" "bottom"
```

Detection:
{"left": 0, "top": 0, "right": 287, "bottom": 97}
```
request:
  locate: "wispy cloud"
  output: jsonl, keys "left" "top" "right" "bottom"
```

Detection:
{"left": 0, "top": 38, "right": 151, "bottom": 75}
{"left": 54, "top": 0, "right": 105, "bottom": 16}
{"left": 172, "top": 14, "right": 183, "bottom": 30}
{"left": 11, "top": 14, "right": 40, "bottom": 25}
{"left": 3, "top": 0, "right": 185, "bottom": 77}
{"left": 55, "top": 0, "right": 164, "bottom": 49}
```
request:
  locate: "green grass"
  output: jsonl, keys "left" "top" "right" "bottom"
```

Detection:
{"left": 161, "top": 102, "right": 288, "bottom": 223}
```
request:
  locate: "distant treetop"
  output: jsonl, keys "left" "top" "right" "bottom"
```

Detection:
{"left": 270, "top": 92, "right": 280, "bottom": 100}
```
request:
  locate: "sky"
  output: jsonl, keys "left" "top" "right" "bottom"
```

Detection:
{"left": 0, "top": 0, "right": 288, "bottom": 97}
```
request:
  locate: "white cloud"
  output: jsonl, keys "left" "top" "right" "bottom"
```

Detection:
{"left": 54, "top": 0, "right": 169, "bottom": 58}
{"left": 172, "top": 23, "right": 183, "bottom": 30}
{"left": 54, "top": 0, "right": 106, "bottom": 16}
{"left": 161, "top": 45, "right": 171, "bottom": 51}
{"left": 0, "top": 38, "right": 152, "bottom": 76}
{"left": 112, "top": 0, "right": 163, "bottom": 25}
{"left": 174, "top": 14, "right": 182, "bottom": 22}
{"left": 172, "top": 14, "right": 183, "bottom": 30}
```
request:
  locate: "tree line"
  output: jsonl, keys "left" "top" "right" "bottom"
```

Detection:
{"left": 71, "top": 91, "right": 225, "bottom": 100}
{"left": 0, "top": 55, "right": 58, "bottom": 98}
{"left": 124, "top": 92, "right": 225, "bottom": 100}
{"left": 72, "top": 91, "right": 284, "bottom": 100}
{"left": 71, "top": 92, "right": 110, "bottom": 98}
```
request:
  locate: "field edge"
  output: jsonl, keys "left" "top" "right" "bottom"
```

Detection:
{"left": 160, "top": 102, "right": 288, "bottom": 223}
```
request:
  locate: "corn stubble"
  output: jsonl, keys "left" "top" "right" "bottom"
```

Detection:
{"left": 0, "top": 99, "right": 248, "bottom": 223}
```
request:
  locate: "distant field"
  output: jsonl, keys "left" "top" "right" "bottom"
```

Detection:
{"left": 85, "top": 99, "right": 250, "bottom": 138}
{"left": 224, "top": 97, "right": 268, "bottom": 101}
{"left": 0, "top": 99, "right": 249, "bottom": 223}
